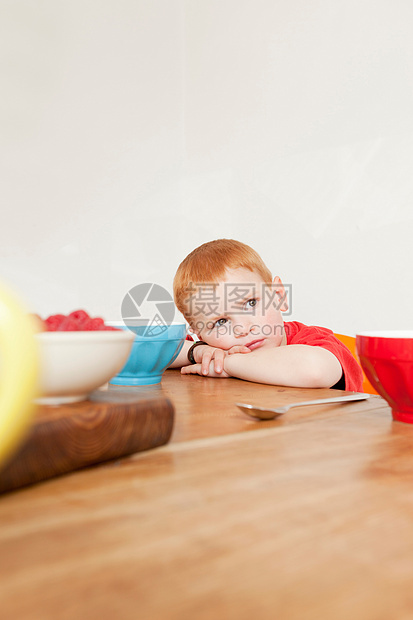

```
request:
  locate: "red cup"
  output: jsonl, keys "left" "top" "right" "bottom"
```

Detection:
{"left": 356, "top": 331, "right": 413, "bottom": 424}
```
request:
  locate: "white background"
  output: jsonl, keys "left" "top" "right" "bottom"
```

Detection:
{"left": 1, "top": 0, "right": 413, "bottom": 335}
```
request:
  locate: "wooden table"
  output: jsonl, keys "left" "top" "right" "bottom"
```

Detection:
{"left": 1, "top": 369, "right": 413, "bottom": 620}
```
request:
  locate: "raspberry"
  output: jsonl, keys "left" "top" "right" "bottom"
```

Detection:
{"left": 45, "top": 314, "right": 66, "bottom": 331}
{"left": 89, "top": 317, "right": 105, "bottom": 330}
{"left": 68, "top": 310, "right": 90, "bottom": 322}
{"left": 44, "top": 310, "right": 120, "bottom": 331}
{"left": 68, "top": 309, "right": 90, "bottom": 329}
{"left": 58, "top": 317, "right": 77, "bottom": 331}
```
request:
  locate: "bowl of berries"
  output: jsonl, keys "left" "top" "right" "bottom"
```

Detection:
{"left": 34, "top": 310, "right": 135, "bottom": 405}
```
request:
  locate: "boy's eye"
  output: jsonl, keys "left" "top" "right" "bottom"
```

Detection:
{"left": 246, "top": 298, "right": 258, "bottom": 309}
{"left": 215, "top": 318, "right": 228, "bottom": 327}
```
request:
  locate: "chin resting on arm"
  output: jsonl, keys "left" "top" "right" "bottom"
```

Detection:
{"left": 223, "top": 344, "right": 343, "bottom": 388}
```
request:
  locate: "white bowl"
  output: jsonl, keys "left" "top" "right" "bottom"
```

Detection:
{"left": 35, "top": 330, "right": 135, "bottom": 405}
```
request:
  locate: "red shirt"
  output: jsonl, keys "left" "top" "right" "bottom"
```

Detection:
{"left": 284, "top": 321, "right": 363, "bottom": 392}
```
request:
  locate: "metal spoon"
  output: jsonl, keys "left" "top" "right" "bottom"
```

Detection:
{"left": 236, "top": 393, "right": 370, "bottom": 420}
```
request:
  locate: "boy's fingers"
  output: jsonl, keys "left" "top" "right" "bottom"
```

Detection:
{"left": 228, "top": 345, "right": 251, "bottom": 355}
{"left": 193, "top": 345, "right": 208, "bottom": 364}
{"left": 201, "top": 351, "right": 214, "bottom": 375}
{"left": 212, "top": 349, "right": 225, "bottom": 374}
{"left": 239, "top": 346, "right": 252, "bottom": 353}
{"left": 181, "top": 364, "right": 202, "bottom": 375}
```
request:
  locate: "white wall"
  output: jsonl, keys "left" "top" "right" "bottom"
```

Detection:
{"left": 1, "top": 0, "right": 413, "bottom": 334}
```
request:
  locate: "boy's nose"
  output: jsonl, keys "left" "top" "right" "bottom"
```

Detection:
{"left": 233, "top": 322, "right": 255, "bottom": 337}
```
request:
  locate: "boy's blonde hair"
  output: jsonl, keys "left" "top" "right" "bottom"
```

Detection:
{"left": 173, "top": 239, "right": 272, "bottom": 319}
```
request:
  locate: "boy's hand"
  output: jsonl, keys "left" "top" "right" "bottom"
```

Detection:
{"left": 181, "top": 343, "right": 251, "bottom": 377}
{"left": 181, "top": 362, "right": 231, "bottom": 378}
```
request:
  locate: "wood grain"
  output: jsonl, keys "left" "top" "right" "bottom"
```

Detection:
{"left": 0, "top": 402, "right": 413, "bottom": 620}
{"left": 0, "top": 393, "right": 174, "bottom": 493}
{"left": 139, "top": 369, "right": 391, "bottom": 442}
{"left": 0, "top": 371, "right": 406, "bottom": 620}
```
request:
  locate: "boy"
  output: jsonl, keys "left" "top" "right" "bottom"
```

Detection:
{"left": 170, "top": 239, "right": 363, "bottom": 391}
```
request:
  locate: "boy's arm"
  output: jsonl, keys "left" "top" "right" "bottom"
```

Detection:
{"left": 168, "top": 340, "right": 195, "bottom": 369}
{"left": 222, "top": 344, "right": 343, "bottom": 388}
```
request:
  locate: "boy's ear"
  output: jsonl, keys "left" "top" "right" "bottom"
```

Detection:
{"left": 272, "top": 276, "right": 289, "bottom": 312}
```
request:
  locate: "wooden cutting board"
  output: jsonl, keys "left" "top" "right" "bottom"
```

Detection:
{"left": 0, "top": 390, "right": 174, "bottom": 494}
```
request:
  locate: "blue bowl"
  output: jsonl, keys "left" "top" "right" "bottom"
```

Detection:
{"left": 108, "top": 323, "right": 186, "bottom": 386}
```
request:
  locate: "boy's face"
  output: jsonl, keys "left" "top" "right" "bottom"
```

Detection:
{"left": 188, "top": 268, "right": 288, "bottom": 351}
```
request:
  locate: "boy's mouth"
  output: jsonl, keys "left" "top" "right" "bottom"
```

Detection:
{"left": 245, "top": 339, "right": 265, "bottom": 351}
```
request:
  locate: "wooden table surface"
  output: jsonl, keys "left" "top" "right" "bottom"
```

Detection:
{"left": 2, "top": 369, "right": 413, "bottom": 620}
{"left": 111, "top": 369, "right": 391, "bottom": 442}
